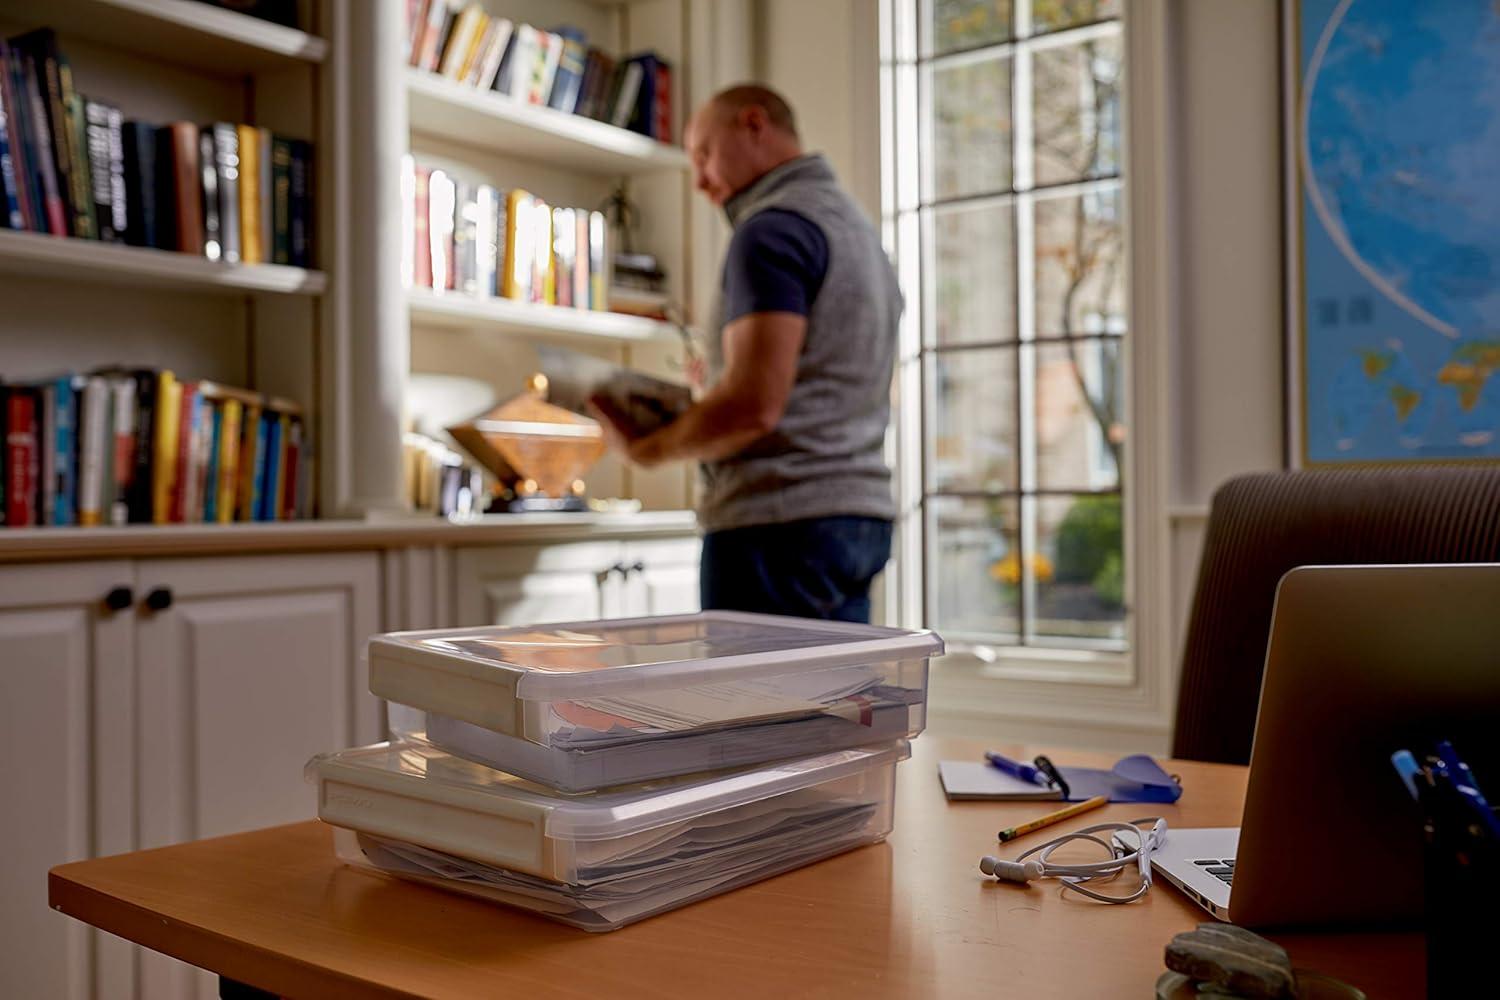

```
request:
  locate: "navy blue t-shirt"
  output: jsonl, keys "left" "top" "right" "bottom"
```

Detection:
{"left": 722, "top": 209, "right": 830, "bottom": 323}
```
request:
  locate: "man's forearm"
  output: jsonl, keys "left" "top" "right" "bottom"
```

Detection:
{"left": 629, "top": 391, "right": 773, "bottom": 466}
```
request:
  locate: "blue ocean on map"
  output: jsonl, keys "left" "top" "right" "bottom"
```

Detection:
{"left": 1299, "top": 0, "right": 1500, "bottom": 461}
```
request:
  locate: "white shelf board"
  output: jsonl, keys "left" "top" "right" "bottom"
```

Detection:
{"left": 406, "top": 70, "right": 689, "bottom": 177}
{"left": 0, "top": 0, "right": 327, "bottom": 73}
{"left": 0, "top": 229, "right": 326, "bottom": 297}
{"left": 409, "top": 288, "right": 682, "bottom": 344}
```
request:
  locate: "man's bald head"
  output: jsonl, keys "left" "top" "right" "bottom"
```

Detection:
{"left": 686, "top": 83, "right": 805, "bottom": 207}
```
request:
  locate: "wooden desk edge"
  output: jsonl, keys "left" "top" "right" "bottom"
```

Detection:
{"left": 48, "top": 866, "right": 411, "bottom": 1000}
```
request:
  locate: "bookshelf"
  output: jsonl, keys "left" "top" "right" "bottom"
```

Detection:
{"left": 0, "top": 0, "right": 328, "bottom": 72}
{"left": 406, "top": 69, "right": 689, "bottom": 175}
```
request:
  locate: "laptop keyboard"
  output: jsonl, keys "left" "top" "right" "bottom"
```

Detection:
{"left": 1192, "top": 858, "right": 1236, "bottom": 884}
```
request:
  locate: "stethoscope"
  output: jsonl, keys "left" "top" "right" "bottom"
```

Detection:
{"left": 978, "top": 817, "right": 1168, "bottom": 903}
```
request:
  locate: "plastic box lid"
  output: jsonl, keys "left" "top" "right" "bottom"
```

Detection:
{"left": 367, "top": 610, "right": 944, "bottom": 702}
{"left": 308, "top": 739, "right": 909, "bottom": 842}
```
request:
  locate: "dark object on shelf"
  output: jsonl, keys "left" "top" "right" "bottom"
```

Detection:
{"left": 493, "top": 494, "right": 588, "bottom": 514}
{"left": 196, "top": 0, "right": 299, "bottom": 30}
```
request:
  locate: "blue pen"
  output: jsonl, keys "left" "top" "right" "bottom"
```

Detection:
{"left": 984, "top": 751, "right": 1051, "bottom": 788}
{"left": 1390, "top": 749, "right": 1422, "bottom": 800}
{"left": 1433, "top": 741, "right": 1500, "bottom": 840}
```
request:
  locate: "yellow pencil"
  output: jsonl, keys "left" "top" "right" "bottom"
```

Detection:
{"left": 997, "top": 795, "right": 1110, "bottom": 843}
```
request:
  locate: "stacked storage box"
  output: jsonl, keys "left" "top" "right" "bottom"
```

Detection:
{"left": 306, "top": 611, "right": 942, "bottom": 930}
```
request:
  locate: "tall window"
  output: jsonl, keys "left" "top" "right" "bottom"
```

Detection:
{"left": 884, "top": 1, "right": 1126, "bottom": 657}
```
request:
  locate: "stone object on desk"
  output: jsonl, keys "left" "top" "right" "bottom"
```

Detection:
{"left": 1162, "top": 923, "right": 1295, "bottom": 999}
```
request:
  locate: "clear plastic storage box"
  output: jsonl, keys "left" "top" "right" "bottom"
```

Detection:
{"left": 308, "top": 739, "right": 907, "bottom": 931}
{"left": 371, "top": 611, "right": 941, "bottom": 791}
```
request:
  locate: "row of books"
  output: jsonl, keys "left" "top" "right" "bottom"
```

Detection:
{"left": 0, "top": 28, "right": 314, "bottom": 266}
{"left": 406, "top": 2, "right": 674, "bottom": 142}
{"left": 402, "top": 156, "right": 609, "bottom": 310}
{"left": 403, "top": 431, "right": 486, "bottom": 518}
{"left": 2, "top": 372, "right": 311, "bottom": 528}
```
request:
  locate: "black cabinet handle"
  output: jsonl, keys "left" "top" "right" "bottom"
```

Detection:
{"left": 629, "top": 561, "right": 645, "bottom": 575}
{"left": 143, "top": 587, "right": 173, "bottom": 612}
{"left": 103, "top": 586, "right": 133, "bottom": 613}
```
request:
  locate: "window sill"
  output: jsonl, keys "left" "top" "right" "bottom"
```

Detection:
{"left": 942, "top": 643, "right": 1132, "bottom": 685}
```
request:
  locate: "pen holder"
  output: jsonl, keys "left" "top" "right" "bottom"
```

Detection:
{"left": 1424, "top": 805, "right": 1499, "bottom": 997}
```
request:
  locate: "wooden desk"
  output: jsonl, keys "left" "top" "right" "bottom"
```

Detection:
{"left": 49, "top": 737, "right": 1423, "bottom": 999}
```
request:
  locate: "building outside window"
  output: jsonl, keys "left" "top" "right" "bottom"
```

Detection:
{"left": 883, "top": 0, "right": 1127, "bottom": 663}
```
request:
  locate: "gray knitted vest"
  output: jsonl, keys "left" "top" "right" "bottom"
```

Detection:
{"left": 699, "top": 154, "right": 901, "bottom": 532}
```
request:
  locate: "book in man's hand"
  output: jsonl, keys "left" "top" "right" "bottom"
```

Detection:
{"left": 536, "top": 345, "right": 691, "bottom": 440}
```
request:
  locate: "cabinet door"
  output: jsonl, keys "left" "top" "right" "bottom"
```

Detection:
{"left": 452, "top": 542, "right": 622, "bottom": 627}
{"left": 622, "top": 537, "right": 702, "bottom": 618}
{"left": 0, "top": 561, "right": 136, "bottom": 1000}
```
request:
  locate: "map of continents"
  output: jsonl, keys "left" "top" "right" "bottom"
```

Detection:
{"left": 1299, "top": 0, "right": 1500, "bottom": 461}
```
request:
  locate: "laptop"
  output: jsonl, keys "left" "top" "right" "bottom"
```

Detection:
{"left": 1152, "top": 563, "right": 1500, "bottom": 928}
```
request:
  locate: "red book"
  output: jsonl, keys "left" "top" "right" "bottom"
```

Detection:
{"left": 170, "top": 381, "right": 198, "bottom": 523}
{"left": 413, "top": 166, "right": 432, "bottom": 288}
{"left": 6, "top": 388, "right": 38, "bottom": 526}
{"left": 280, "top": 419, "right": 300, "bottom": 520}
{"left": 164, "top": 121, "right": 202, "bottom": 254}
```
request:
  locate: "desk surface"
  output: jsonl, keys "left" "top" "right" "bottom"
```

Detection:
{"left": 49, "top": 737, "right": 1423, "bottom": 999}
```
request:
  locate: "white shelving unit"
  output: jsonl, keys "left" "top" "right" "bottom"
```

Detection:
{"left": 409, "top": 287, "right": 680, "bottom": 343}
{"left": 0, "top": 229, "right": 326, "bottom": 296}
{"left": 0, "top": 0, "right": 327, "bottom": 71}
{"left": 406, "top": 69, "right": 689, "bottom": 175}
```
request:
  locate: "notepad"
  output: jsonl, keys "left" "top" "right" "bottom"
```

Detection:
{"left": 937, "top": 761, "right": 1064, "bottom": 801}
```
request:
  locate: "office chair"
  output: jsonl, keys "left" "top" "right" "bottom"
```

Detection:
{"left": 1171, "top": 466, "right": 1500, "bottom": 765}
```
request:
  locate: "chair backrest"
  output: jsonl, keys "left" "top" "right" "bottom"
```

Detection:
{"left": 1171, "top": 466, "right": 1500, "bottom": 764}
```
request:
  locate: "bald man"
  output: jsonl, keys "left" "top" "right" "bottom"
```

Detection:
{"left": 597, "top": 84, "right": 901, "bottom": 623}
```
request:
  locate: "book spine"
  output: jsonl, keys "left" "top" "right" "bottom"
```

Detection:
{"left": 238, "top": 403, "right": 262, "bottom": 521}
{"left": 534, "top": 197, "right": 554, "bottom": 305}
{"left": 23, "top": 33, "right": 77, "bottom": 235}
{"left": 427, "top": 168, "right": 455, "bottom": 291}
{"left": 289, "top": 140, "right": 311, "bottom": 268}
{"left": 0, "top": 64, "right": 21, "bottom": 229}
{"left": 573, "top": 209, "right": 589, "bottom": 309}
{"left": 152, "top": 371, "right": 179, "bottom": 524}
{"left": 38, "top": 382, "right": 55, "bottom": 524}
{"left": 0, "top": 45, "right": 33, "bottom": 230}
{"left": 474, "top": 18, "right": 513, "bottom": 90}
{"left": 415, "top": 0, "right": 451, "bottom": 71}
{"left": 501, "top": 189, "right": 530, "bottom": 300}
{"left": 547, "top": 39, "right": 588, "bottom": 113}
{"left": 438, "top": 4, "right": 482, "bottom": 80}
{"left": 589, "top": 209, "right": 606, "bottom": 310}
{"left": 413, "top": 165, "right": 432, "bottom": 287}
{"left": 552, "top": 206, "right": 575, "bottom": 308}
{"left": 78, "top": 376, "right": 108, "bottom": 526}
{"left": 105, "top": 105, "right": 126, "bottom": 241}
{"left": 405, "top": 0, "right": 429, "bottom": 62}
{"left": 52, "top": 376, "right": 76, "bottom": 526}
{"left": 653, "top": 60, "right": 672, "bottom": 142}
{"left": 271, "top": 137, "right": 291, "bottom": 264}
{"left": 108, "top": 376, "right": 135, "bottom": 525}
{"left": 197, "top": 130, "right": 220, "bottom": 259}
{"left": 5, "top": 388, "right": 37, "bottom": 525}
{"left": 280, "top": 417, "right": 300, "bottom": 520}
{"left": 474, "top": 183, "right": 497, "bottom": 298}
{"left": 59, "top": 65, "right": 96, "bottom": 238}
{"left": 212, "top": 123, "right": 240, "bottom": 263}
{"left": 492, "top": 187, "right": 507, "bottom": 296}
{"left": 163, "top": 122, "right": 201, "bottom": 254}
{"left": 452, "top": 178, "right": 476, "bottom": 294}
{"left": 127, "top": 370, "right": 155, "bottom": 522}
{"left": 216, "top": 398, "right": 241, "bottom": 524}
{"left": 17, "top": 51, "right": 67, "bottom": 235}
{"left": 257, "top": 128, "right": 271, "bottom": 265}
{"left": 611, "top": 62, "right": 644, "bottom": 130}
{"left": 84, "top": 100, "right": 117, "bottom": 240}
{"left": 236, "top": 123, "right": 261, "bottom": 264}
{"left": 121, "top": 122, "right": 157, "bottom": 248}
{"left": 256, "top": 413, "right": 280, "bottom": 521}
{"left": 172, "top": 382, "right": 199, "bottom": 523}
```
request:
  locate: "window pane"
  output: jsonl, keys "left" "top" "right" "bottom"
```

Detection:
{"left": 1028, "top": 494, "right": 1125, "bottom": 644}
{"left": 927, "top": 0, "right": 1014, "bottom": 55}
{"left": 929, "top": 496, "right": 1020, "bottom": 639}
{"left": 1030, "top": 0, "right": 1120, "bottom": 34}
{"left": 931, "top": 202, "right": 1015, "bottom": 345}
{"left": 1032, "top": 338, "right": 1123, "bottom": 491}
{"left": 1032, "top": 34, "right": 1122, "bottom": 186}
{"left": 1032, "top": 187, "right": 1125, "bottom": 338}
{"left": 930, "top": 348, "right": 1018, "bottom": 491}
{"left": 929, "top": 53, "right": 1013, "bottom": 200}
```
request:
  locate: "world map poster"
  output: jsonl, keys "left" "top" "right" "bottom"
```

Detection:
{"left": 1290, "top": 0, "right": 1500, "bottom": 464}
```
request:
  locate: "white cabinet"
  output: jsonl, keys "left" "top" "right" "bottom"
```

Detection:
{"left": 452, "top": 537, "right": 700, "bottom": 628}
{"left": 0, "top": 551, "right": 382, "bottom": 1000}
{"left": 0, "top": 561, "right": 136, "bottom": 1000}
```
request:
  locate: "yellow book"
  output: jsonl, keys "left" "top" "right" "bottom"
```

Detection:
{"left": 501, "top": 189, "right": 532, "bottom": 300}
{"left": 216, "top": 398, "right": 242, "bottom": 523}
{"left": 152, "top": 371, "right": 180, "bottom": 524}
{"left": 439, "top": 4, "right": 485, "bottom": 79}
{"left": 458, "top": 12, "right": 490, "bottom": 81}
{"left": 237, "top": 124, "right": 262, "bottom": 264}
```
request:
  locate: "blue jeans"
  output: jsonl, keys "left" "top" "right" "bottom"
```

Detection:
{"left": 700, "top": 516, "right": 893, "bottom": 623}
